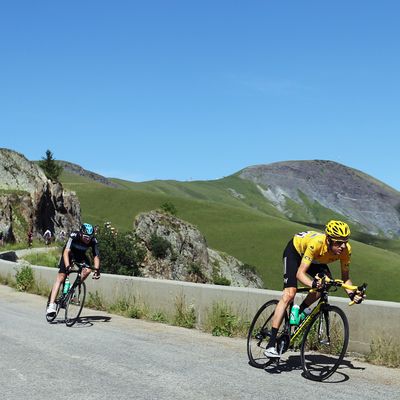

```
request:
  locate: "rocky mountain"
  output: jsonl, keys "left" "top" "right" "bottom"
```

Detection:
{"left": 134, "top": 211, "right": 263, "bottom": 288}
{"left": 57, "top": 160, "right": 121, "bottom": 188}
{"left": 239, "top": 160, "right": 400, "bottom": 238}
{"left": 0, "top": 148, "right": 81, "bottom": 242}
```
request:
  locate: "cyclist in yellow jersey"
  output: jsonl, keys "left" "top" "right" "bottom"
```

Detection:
{"left": 264, "top": 220, "right": 365, "bottom": 358}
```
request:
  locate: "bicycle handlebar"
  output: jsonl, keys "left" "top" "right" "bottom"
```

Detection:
{"left": 309, "top": 274, "right": 368, "bottom": 306}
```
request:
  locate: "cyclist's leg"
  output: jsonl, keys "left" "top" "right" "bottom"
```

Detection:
{"left": 48, "top": 257, "right": 69, "bottom": 305}
{"left": 265, "top": 240, "right": 299, "bottom": 356}
{"left": 79, "top": 255, "right": 92, "bottom": 281}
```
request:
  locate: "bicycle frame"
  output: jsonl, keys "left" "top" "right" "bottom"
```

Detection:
{"left": 287, "top": 277, "right": 366, "bottom": 348}
{"left": 289, "top": 299, "right": 325, "bottom": 345}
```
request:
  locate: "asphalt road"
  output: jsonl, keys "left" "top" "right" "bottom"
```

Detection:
{"left": 0, "top": 285, "right": 398, "bottom": 400}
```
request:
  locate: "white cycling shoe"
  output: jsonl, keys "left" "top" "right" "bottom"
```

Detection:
{"left": 46, "top": 303, "right": 57, "bottom": 315}
{"left": 264, "top": 347, "right": 280, "bottom": 358}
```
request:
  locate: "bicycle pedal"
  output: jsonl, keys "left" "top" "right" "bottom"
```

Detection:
{"left": 319, "top": 339, "right": 330, "bottom": 345}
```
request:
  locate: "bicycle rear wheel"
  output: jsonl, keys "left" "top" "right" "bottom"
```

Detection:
{"left": 300, "top": 305, "right": 349, "bottom": 381}
{"left": 247, "top": 299, "right": 288, "bottom": 368}
{"left": 65, "top": 282, "right": 86, "bottom": 327}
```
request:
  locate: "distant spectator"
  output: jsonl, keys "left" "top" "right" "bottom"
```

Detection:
{"left": 0, "top": 231, "right": 3, "bottom": 247}
{"left": 59, "top": 230, "right": 66, "bottom": 242}
{"left": 27, "top": 230, "right": 33, "bottom": 248}
{"left": 43, "top": 229, "right": 52, "bottom": 245}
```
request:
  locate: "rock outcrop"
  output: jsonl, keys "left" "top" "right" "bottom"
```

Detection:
{"left": 134, "top": 210, "right": 263, "bottom": 288}
{"left": 0, "top": 148, "right": 81, "bottom": 242}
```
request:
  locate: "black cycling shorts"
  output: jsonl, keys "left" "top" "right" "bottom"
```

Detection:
{"left": 282, "top": 239, "right": 331, "bottom": 289}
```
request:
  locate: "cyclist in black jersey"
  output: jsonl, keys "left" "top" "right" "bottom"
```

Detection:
{"left": 46, "top": 223, "right": 100, "bottom": 316}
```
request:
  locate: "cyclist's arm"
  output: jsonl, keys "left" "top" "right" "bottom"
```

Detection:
{"left": 296, "top": 261, "right": 315, "bottom": 287}
{"left": 340, "top": 257, "right": 353, "bottom": 296}
{"left": 91, "top": 238, "right": 100, "bottom": 271}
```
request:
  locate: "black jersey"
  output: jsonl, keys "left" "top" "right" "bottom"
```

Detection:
{"left": 63, "top": 231, "right": 100, "bottom": 263}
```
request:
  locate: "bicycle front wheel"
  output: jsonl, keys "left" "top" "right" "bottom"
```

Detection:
{"left": 300, "top": 305, "right": 349, "bottom": 381}
{"left": 247, "top": 299, "right": 286, "bottom": 368}
{"left": 65, "top": 282, "right": 86, "bottom": 327}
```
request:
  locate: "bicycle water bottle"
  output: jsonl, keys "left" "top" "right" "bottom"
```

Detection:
{"left": 63, "top": 277, "right": 71, "bottom": 294}
{"left": 289, "top": 304, "right": 300, "bottom": 325}
{"left": 299, "top": 307, "right": 312, "bottom": 323}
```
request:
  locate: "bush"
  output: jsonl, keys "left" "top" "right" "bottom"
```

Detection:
{"left": 15, "top": 265, "right": 35, "bottom": 292}
{"left": 213, "top": 275, "right": 231, "bottom": 286}
{"left": 150, "top": 233, "right": 171, "bottom": 259}
{"left": 97, "top": 226, "right": 145, "bottom": 276}
{"left": 160, "top": 201, "right": 178, "bottom": 216}
{"left": 187, "top": 262, "right": 206, "bottom": 283}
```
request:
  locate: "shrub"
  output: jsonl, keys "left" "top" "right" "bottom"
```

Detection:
{"left": 97, "top": 226, "right": 145, "bottom": 276}
{"left": 187, "top": 262, "right": 206, "bottom": 283}
{"left": 160, "top": 201, "right": 177, "bottom": 216}
{"left": 239, "top": 263, "right": 257, "bottom": 276}
{"left": 213, "top": 275, "right": 231, "bottom": 286}
{"left": 15, "top": 265, "right": 35, "bottom": 292}
{"left": 150, "top": 233, "right": 171, "bottom": 259}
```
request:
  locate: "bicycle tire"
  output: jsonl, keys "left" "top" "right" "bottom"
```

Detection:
{"left": 247, "top": 299, "right": 289, "bottom": 368}
{"left": 300, "top": 305, "right": 349, "bottom": 381}
{"left": 45, "top": 285, "right": 63, "bottom": 323}
{"left": 65, "top": 282, "right": 86, "bottom": 327}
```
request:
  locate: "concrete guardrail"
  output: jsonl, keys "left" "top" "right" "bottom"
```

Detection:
{"left": 1, "top": 252, "right": 399, "bottom": 354}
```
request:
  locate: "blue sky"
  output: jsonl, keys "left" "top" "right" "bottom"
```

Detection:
{"left": 1, "top": 1, "right": 399, "bottom": 189}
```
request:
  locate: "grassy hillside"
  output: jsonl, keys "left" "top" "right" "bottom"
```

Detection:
{"left": 61, "top": 171, "right": 400, "bottom": 302}
{"left": 111, "top": 174, "right": 284, "bottom": 218}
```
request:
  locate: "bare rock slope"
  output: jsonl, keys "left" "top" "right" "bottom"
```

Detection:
{"left": 239, "top": 160, "right": 400, "bottom": 237}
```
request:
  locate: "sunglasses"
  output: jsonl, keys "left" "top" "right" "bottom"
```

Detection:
{"left": 330, "top": 239, "right": 348, "bottom": 246}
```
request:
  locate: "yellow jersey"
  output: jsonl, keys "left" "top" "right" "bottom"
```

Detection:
{"left": 292, "top": 231, "right": 351, "bottom": 269}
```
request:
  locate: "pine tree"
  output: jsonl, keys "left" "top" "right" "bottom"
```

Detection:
{"left": 38, "top": 149, "right": 63, "bottom": 182}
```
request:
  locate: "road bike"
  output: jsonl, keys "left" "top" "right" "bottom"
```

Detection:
{"left": 247, "top": 276, "right": 367, "bottom": 381}
{"left": 46, "top": 262, "right": 93, "bottom": 327}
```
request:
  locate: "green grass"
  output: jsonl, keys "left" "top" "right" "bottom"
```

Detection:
{"left": 60, "top": 171, "right": 400, "bottom": 302}
{"left": 22, "top": 249, "right": 61, "bottom": 268}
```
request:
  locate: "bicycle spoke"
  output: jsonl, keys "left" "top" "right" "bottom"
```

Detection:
{"left": 300, "top": 305, "right": 349, "bottom": 381}
{"left": 65, "top": 282, "right": 86, "bottom": 327}
{"left": 247, "top": 300, "right": 288, "bottom": 368}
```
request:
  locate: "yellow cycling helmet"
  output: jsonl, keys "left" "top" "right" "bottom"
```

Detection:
{"left": 325, "top": 220, "right": 351, "bottom": 240}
